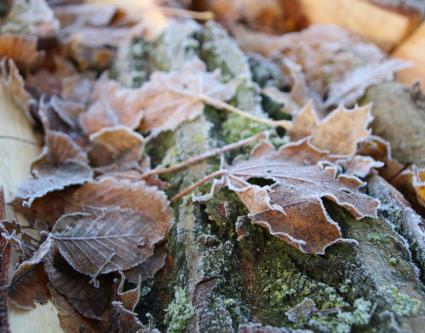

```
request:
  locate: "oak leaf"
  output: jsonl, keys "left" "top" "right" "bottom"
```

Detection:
{"left": 290, "top": 103, "right": 373, "bottom": 156}
{"left": 205, "top": 140, "right": 379, "bottom": 254}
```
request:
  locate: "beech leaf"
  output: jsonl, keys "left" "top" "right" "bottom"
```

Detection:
{"left": 79, "top": 76, "right": 145, "bottom": 135}
{"left": 290, "top": 103, "right": 373, "bottom": 156}
{"left": 206, "top": 140, "right": 379, "bottom": 254}
{"left": 139, "top": 58, "right": 236, "bottom": 133}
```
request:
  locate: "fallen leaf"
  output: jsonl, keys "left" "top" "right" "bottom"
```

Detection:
{"left": 101, "top": 301, "right": 147, "bottom": 333}
{"left": 44, "top": 249, "right": 114, "bottom": 319}
{"left": 79, "top": 76, "right": 145, "bottom": 135}
{"left": 51, "top": 209, "right": 161, "bottom": 280}
{"left": 139, "top": 58, "right": 236, "bottom": 133}
{"left": 0, "top": 58, "right": 37, "bottom": 123}
{"left": 8, "top": 237, "right": 53, "bottom": 309}
{"left": 89, "top": 126, "right": 145, "bottom": 172}
{"left": 116, "top": 272, "right": 141, "bottom": 312}
{"left": 337, "top": 155, "right": 384, "bottom": 178}
{"left": 204, "top": 140, "right": 379, "bottom": 253}
{"left": 16, "top": 162, "right": 93, "bottom": 207}
{"left": 290, "top": 103, "right": 373, "bottom": 156}
{"left": 325, "top": 59, "right": 409, "bottom": 107}
{"left": 124, "top": 246, "right": 167, "bottom": 284}
{"left": 15, "top": 131, "right": 92, "bottom": 206}
{"left": 0, "top": 0, "right": 58, "bottom": 38}
{"left": 233, "top": 24, "right": 405, "bottom": 107}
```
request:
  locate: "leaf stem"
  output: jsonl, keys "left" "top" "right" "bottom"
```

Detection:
{"left": 200, "top": 94, "right": 293, "bottom": 130}
{"left": 141, "top": 132, "right": 267, "bottom": 179}
{"left": 171, "top": 170, "right": 226, "bottom": 202}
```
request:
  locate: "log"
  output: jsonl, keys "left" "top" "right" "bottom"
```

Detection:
{"left": 297, "top": 0, "right": 422, "bottom": 51}
{"left": 125, "top": 22, "right": 425, "bottom": 332}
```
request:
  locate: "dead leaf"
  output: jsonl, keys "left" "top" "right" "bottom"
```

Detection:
{"left": 116, "top": 272, "right": 141, "bottom": 312}
{"left": 0, "top": 58, "right": 37, "bottom": 123}
{"left": 44, "top": 249, "right": 114, "bottom": 319}
{"left": 124, "top": 246, "right": 167, "bottom": 284}
{"left": 337, "top": 155, "right": 384, "bottom": 178}
{"left": 79, "top": 76, "right": 145, "bottom": 135}
{"left": 51, "top": 209, "right": 160, "bottom": 280}
{"left": 15, "top": 131, "right": 92, "bottom": 206}
{"left": 204, "top": 140, "right": 379, "bottom": 254}
{"left": 290, "top": 103, "right": 373, "bottom": 156}
{"left": 101, "top": 301, "right": 146, "bottom": 333}
{"left": 233, "top": 24, "right": 405, "bottom": 106}
{"left": 8, "top": 237, "right": 53, "bottom": 309}
{"left": 325, "top": 59, "right": 409, "bottom": 107}
{"left": 0, "top": 0, "right": 58, "bottom": 38}
{"left": 16, "top": 161, "right": 93, "bottom": 207}
{"left": 139, "top": 58, "right": 236, "bottom": 133}
{"left": 89, "top": 126, "right": 145, "bottom": 172}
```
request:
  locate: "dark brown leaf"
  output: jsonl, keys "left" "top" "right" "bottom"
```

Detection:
{"left": 44, "top": 249, "right": 114, "bottom": 319}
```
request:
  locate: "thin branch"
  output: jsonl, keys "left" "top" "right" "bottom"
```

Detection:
{"left": 0, "top": 135, "right": 42, "bottom": 146}
{"left": 171, "top": 170, "right": 226, "bottom": 203}
{"left": 160, "top": 7, "right": 215, "bottom": 20}
{"left": 141, "top": 132, "right": 267, "bottom": 179}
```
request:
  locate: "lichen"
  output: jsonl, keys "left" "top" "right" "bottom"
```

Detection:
{"left": 380, "top": 286, "right": 421, "bottom": 317}
{"left": 164, "top": 287, "right": 195, "bottom": 333}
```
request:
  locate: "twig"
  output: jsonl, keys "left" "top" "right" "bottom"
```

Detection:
{"left": 0, "top": 135, "right": 41, "bottom": 146}
{"left": 171, "top": 170, "right": 226, "bottom": 203}
{"left": 141, "top": 132, "right": 267, "bottom": 179}
{"left": 160, "top": 7, "right": 214, "bottom": 20}
{"left": 200, "top": 94, "right": 293, "bottom": 130}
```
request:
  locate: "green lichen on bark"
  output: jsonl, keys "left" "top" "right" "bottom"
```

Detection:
{"left": 165, "top": 288, "right": 195, "bottom": 333}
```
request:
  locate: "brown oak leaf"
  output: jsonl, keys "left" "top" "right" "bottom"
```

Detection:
{"left": 204, "top": 140, "right": 379, "bottom": 254}
{"left": 290, "top": 103, "right": 373, "bottom": 156}
{"left": 139, "top": 58, "right": 236, "bottom": 134}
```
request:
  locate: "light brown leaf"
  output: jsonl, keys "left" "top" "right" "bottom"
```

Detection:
{"left": 139, "top": 58, "right": 236, "bottom": 134}
{"left": 290, "top": 104, "right": 373, "bottom": 156}
{"left": 0, "top": 34, "right": 43, "bottom": 70}
{"left": 206, "top": 140, "right": 379, "bottom": 254}
{"left": 0, "top": 58, "right": 37, "bottom": 123}
{"left": 44, "top": 249, "right": 114, "bottom": 319}
{"left": 234, "top": 24, "right": 405, "bottom": 106}
{"left": 79, "top": 76, "right": 145, "bottom": 135}
{"left": 116, "top": 272, "right": 141, "bottom": 312}
{"left": 337, "top": 155, "right": 384, "bottom": 178}
{"left": 51, "top": 209, "right": 160, "bottom": 279}
{"left": 89, "top": 126, "right": 145, "bottom": 172}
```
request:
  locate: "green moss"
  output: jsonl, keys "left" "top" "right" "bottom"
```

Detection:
{"left": 164, "top": 288, "right": 195, "bottom": 333}
{"left": 380, "top": 286, "right": 421, "bottom": 317}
